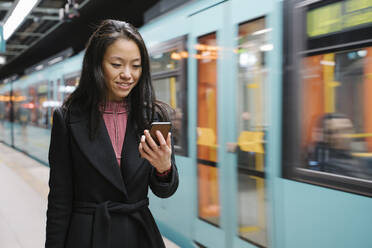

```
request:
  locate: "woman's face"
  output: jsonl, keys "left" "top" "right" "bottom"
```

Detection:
{"left": 102, "top": 38, "right": 142, "bottom": 101}
{"left": 325, "top": 118, "right": 353, "bottom": 150}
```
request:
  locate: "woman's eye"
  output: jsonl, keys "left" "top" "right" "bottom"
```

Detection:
{"left": 133, "top": 64, "right": 141, "bottom": 68}
{"left": 111, "top": 63, "right": 121, "bottom": 67}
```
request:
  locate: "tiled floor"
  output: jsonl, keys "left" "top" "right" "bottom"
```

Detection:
{"left": 0, "top": 142, "right": 179, "bottom": 248}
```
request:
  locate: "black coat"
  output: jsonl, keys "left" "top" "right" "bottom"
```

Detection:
{"left": 46, "top": 106, "right": 179, "bottom": 248}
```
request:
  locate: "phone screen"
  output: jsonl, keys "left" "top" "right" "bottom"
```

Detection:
{"left": 150, "top": 122, "right": 171, "bottom": 145}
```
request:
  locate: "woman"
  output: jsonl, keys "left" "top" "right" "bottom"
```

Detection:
{"left": 46, "top": 19, "right": 179, "bottom": 248}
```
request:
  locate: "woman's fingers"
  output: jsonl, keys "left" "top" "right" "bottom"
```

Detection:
{"left": 138, "top": 130, "right": 172, "bottom": 172}
{"left": 155, "top": 130, "right": 170, "bottom": 150}
{"left": 153, "top": 131, "right": 171, "bottom": 151}
{"left": 166, "top": 132, "right": 171, "bottom": 148}
{"left": 139, "top": 139, "right": 150, "bottom": 159}
{"left": 140, "top": 134, "right": 156, "bottom": 158}
{"left": 138, "top": 142, "right": 148, "bottom": 159}
{"left": 144, "top": 130, "right": 159, "bottom": 150}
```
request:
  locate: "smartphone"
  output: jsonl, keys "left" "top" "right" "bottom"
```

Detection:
{"left": 149, "top": 122, "right": 171, "bottom": 145}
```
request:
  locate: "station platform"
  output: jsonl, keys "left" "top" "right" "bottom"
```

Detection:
{"left": 0, "top": 142, "right": 179, "bottom": 248}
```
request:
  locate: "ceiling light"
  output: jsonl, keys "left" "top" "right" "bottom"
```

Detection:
{"left": 0, "top": 56, "right": 6, "bottom": 64}
{"left": 48, "top": 56, "right": 63, "bottom": 65}
{"left": 3, "top": 0, "right": 39, "bottom": 40}
{"left": 35, "top": 64, "right": 44, "bottom": 71}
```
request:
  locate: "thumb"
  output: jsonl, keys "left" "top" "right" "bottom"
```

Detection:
{"left": 166, "top": 132, "right": 171, "bottom": 148}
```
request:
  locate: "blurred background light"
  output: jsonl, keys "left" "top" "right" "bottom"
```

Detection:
{"left": 357, "top": 50, "right": 367, "bottom": 57}
{"left": 320, "top": 60, "right": 336, "bottom": 66}
{"left": 239, "top": 52, "right": 257, "bottom": 67}
{"left": 259, "top": 44, "right": 273, "bottom": 51}
{"left": 252, "top": 28, "right": 272, "bottom": 36}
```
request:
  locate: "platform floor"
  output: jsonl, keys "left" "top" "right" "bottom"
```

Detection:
{"left": 0, "top": 142, "right": 179, "bottom": 248}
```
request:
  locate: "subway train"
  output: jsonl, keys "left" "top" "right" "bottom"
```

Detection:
{"left": 1, "top": 0, "right": 372, "bottom": 247}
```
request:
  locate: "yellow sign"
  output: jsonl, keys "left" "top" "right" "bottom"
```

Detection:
{"left": 307, "top": 0, "right": 372, "bottom": 38}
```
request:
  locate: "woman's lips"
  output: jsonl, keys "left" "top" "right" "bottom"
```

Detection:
{"left": 115, "top": 82, "right": 132, "bottom": 90}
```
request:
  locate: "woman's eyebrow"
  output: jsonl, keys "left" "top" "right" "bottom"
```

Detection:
{"left": 109, "top": 56, "right": 124, "bottom": 61}
{"left": 109, "top": 56, "right": 141, "bottom": 62}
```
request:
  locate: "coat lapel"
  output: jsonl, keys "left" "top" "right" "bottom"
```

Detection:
{"left": 120, "top": 116, "right": 147, "bottom": 184}
{"left": 68, "top": 107, "right": 128, "bottom": 198}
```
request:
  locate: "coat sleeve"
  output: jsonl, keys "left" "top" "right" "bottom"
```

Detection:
{"left": 45, "top": 107, "right": 73, "bottom": 248}
{"left": 149, "top": 135, "right": 179, "bottom": 198}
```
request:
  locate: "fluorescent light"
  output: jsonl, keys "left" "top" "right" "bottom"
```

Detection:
{"left": 48, "top": 56, "right": 63, "bottom": 65}
{"left": 35, "top": 64, "right": 44, "bottom": 70}
{"left": 3, "top": 0, "right": 38, "bottom": 40}
{"left": 0, "top": 56, "right": 6, "bottom": 64}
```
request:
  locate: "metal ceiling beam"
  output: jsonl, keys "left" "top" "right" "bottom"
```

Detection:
{"left": 15, "top": 32, "right": 44, "bottom": 37}
{"left": 6, "top": 44, "right": 29, "bottom": 50}
{"left": 33, "top": 7, "right": 60, "bottom": 14}
{"left": 0, "top": 51, "right": 20, "bottom": 56}
{"left": 3, "top": 0, "right": 91, "bottom": 67}
{"left": 0, "top": 2, "right": 12, "bottom": 11}
{"left": 28, "top": 14, "right": 60, "bottom": 21}
{"left": 0, "top": 1, "right": 14, "bottom": 23}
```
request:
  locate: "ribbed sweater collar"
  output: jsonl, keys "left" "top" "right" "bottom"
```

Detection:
{"left": 100, "top": 101, "right": 128, "bottom": 114}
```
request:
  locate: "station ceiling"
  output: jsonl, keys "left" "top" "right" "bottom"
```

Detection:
{"left": 0, "top": 0, "right": 159, "bottom": 81}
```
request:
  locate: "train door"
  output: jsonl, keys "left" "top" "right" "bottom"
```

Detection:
{"left": 191, "top": 1, "right": 275, "bottom": 248}
{"left": 229, "top": 2, "right": 276, "bottom": 247}
{"left": 230, "top": 17, "right": 269, "bottom": 248}
{"left": 189, "top": 3, "right": 226, "bottom": 248}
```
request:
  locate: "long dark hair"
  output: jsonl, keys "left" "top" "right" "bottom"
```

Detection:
{"left": 63, "top": 19, "right": 169, "bottom": 139}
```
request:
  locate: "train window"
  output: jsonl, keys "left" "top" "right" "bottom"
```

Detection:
{"left": 19, "top": 81, "right": 49, "bottom": 129}
{"left": 149, "top": 36, "right": 188, "bottom": 156}
{"left": 196, "top": 32, "right": 220, "bottom": 226}
{"left": 0, "top": 86, "right": 11, "bottom": 144}
{"left": 236, "top": 18, "right": 268, "bottom": 247}
{"left": 283, "top": 0, "right": 372, "bottom": 196}
{"left": 10, "top": 80, "right": 51, "bottom": 161}
{"left": 12, "top": 85, "right": 30, "bottom": 150}
{"left": 63, "top": 72, "right": 80, "bottom": 102}
{"left": 150, "top": 49, "right": 182, "bottom": 74}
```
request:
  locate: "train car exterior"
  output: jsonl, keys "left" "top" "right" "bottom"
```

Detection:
{"left": 0, "top": 52, "right": 84, "bottom": 163}
{"left": 0, "top": 0, "right": 371, "bottom": 248}
{"left": 140, "top": 1, "right": 282, "bottom": 247}
{"left": 281, "top": 0, "right": 372, "bottom": 247}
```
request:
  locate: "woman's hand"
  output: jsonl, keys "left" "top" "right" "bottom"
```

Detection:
{"left": 138, "top": 130, "right": 172, "bottom": 173}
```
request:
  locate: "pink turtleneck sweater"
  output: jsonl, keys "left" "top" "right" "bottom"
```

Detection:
{"left": 101, "top": 101, "right": 128, "bottom": 167}
{"left": 101, "top": 101, "right": 172, "bottom": 178}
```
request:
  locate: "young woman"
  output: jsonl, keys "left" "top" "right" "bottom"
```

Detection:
{"left": 46, "top": 19, "right": 179, "bottom": 248}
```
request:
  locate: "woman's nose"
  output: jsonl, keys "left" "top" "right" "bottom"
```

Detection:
{"left": 120, "top": 68, "right": 131, "bottom": 79}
